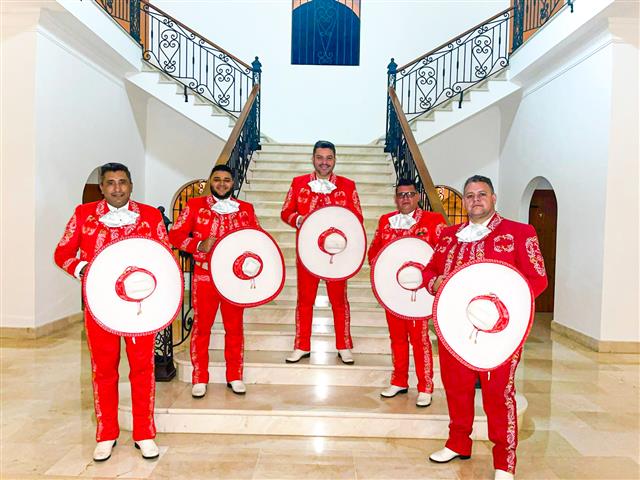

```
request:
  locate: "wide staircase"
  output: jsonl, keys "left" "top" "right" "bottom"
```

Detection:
{"left": 73, "top": 0, "right": 573, "bottom": 440}
{"left": 120, "top": 141, "right": 527, "bottom": 439}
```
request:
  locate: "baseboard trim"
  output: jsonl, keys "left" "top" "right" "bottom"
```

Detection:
{"left": 551, "top": 320, "right": 640, "bottom": 353}
{"left": 0, "top": 313, "right": 83, "bottom": 339}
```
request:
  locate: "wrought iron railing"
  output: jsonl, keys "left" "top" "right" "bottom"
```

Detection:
{"left": 385, "top": 0, "right": 574, "bottom": 223}
{"left": 93, "top": 0, "right": 263, "bottom": 380}
{"left": 512, "top": 0, "right": 574, "bottom": 50}
{"left": 388, "top": 8, "right": 513, "bottom": 125}
{"left": 386, "top": 87, "right": 451, "bottom": 224}
{"left": 94, "top": 0, "right": 261, "bottom": 119}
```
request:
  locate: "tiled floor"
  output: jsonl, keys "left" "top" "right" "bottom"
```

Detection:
{"left": 1, "top": 317, "right": 638, "bottom": 479}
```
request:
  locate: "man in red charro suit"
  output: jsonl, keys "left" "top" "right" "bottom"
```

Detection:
{"left": 368, "top": 178, "right": 446, "bottom": 408}
{"left": 54, "top": 163, "right": 165, "bottom": 461}
{"left": 281, "top": 140, "right": 363, "bottom": 364}
{"left": 423, "top": 175, "right": 547, "bottom": 480}
{"left": 169, "top": 164, "right": 259, "bottom": 399}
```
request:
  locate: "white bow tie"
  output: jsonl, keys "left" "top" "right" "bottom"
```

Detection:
{"left": 308, "top": 179, "right": 337, "bottom": 194}
{"left": 389, "top": 213, "right": 416, "bottom": 230}
{"left": 212, "top": 198, "right": 240, "bottom": 215}
{"left": 456, "top": 223, "right": 491, "bottom": 243}
{"left": 99, "top": 208, "right": 139, "bottom": 228}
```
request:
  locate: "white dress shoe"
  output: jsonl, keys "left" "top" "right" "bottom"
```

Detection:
{"left": 428, "top": 447, "right": 471, "bottom": 463}
{"left": 337, "top": 349, "right": 354, "bottom": 364}
{"left": 227, "top": 380, "right": 247, "bottom": 395}
{"left": 380, "top": 385, "right": 409, "bottom": 398}
{"left": 191, "top": 383, "right": 207, "bottom": 398}
{"left": 495, "top": 469, "right": 515, "bottom": 479}
{"left": 416, "top": 392, "right": 432, "bottom": 407}
{"left": 285, "top": 349, "right": 310, "bottom": 363}
{"left": 135, "top": 439, "right": 159, "bottom": 459}
{"left": 93, "top": 440, "right": 116, "bottom": 461}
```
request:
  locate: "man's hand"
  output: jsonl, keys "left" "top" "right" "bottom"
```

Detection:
{"left": 197, "top": 237, "right": 216, "bottom": 253}
{"left": 433, "top": 275, "right": 445, "bottom": 293}
{"left": 295, "top": 215, "right": 304, "bottom": 229}
{"left": 79, "top": 265, "right": 87, "bottom": 278}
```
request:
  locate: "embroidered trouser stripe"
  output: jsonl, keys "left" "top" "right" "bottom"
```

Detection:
{"left": 191, "top": 268, "right": 245, "bottom": 384}
{"left": 385, "top": 313, "right": 433, "bottom": 393}
{"left": 294, "top": 258, "right": 353, "bottom": 351}
{"left": 85, "top": 312, "right": 156, "bottom": 442}
{"left": 439, "top": 339, "right": 521, "bottom": 473}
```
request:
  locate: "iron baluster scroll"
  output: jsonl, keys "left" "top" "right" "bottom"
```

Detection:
{"left": 140, "top": 0, "right": 255, "bottom": 117}
{"left": 154, "top": 206, "right": 176, "bottom": 381}
{"left": 512, "top": 0, "right": 574, "bottom": 51}
{"left": 393, "top": 8, "right": 513, "bottom": 123}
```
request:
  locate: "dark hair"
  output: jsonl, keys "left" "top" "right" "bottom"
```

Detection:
{"left": 312, "top": 140, "right": 336, "bottom": 156}
{"left": 210, "top": 164, "right": 234, "bottom": 177}
{"left": 395, "top": 178, "right": 418, "bottom": 193}
{"left": 99, "top": 163, "right": 131, "bottom": 182}
{"left": 463, "top": 175, "right": 494, "bottom": 193}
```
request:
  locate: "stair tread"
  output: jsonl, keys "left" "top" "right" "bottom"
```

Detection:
{"left": 124, "top": 383, "right": 527, "bottom": 420}
{"left": 211, "top": 323, "right": 388, "bottom": 337}
{"left": 175, "top": 349, "right": 404, "bottom": 369}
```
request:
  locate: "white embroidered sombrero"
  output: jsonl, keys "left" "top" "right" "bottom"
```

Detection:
{"left": 370, "top": 236, "right": 435, "bottom": 320}
{"left": 83, "top": 237, "right": 183, "bottom": 336}
{"left": 209, "top": 227, "right": 285, "bottom": 307}
{"left": 297, "top": 205, "right": 366, "bottom": 280}
{"left": 433, "top": 259, "right": 534, "bottom": 371}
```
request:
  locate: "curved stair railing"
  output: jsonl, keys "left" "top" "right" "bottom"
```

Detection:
{"left": 385, "top": 0, "right": 574, "bottom": 225}
{"left": 93, "top": 0, "right": 263, "bottom": 380}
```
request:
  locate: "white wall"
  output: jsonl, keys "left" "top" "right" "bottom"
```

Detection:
{"left": 33, "top": 25, "right": 147, "bottom": 328}
{"left": 1, "top": 9, "right": 39, "bottom": 329}
{"left": 144, "top": 98, "right": 226, "bottom": 210}
{"left": 418, "top": 106, "right": 501, "bottom": 193}
{"left": 152, "top": 0, "right": 509, "bottom": 144}
{"left": 499, "top": 32, "right": 615, "bottom": 342}
{"left": 599, "top": 19, "right": 639, "bottom": 341}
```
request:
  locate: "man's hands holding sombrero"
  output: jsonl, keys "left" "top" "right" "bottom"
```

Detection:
{"left": 197, "top": 236, "right": 217, "bottom": 253}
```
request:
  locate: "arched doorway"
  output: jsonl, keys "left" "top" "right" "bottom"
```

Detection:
{"left": 436, "top": 185, "right": 468, "bottom": 225}
{"left": 527, "top": 181, "right": 557, "bottom": 313}
{"left": 82, "top": 167, "right": 102, "bottom": 203}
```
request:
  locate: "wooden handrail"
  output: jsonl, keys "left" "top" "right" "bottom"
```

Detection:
{"left": 201, "top": 83, "right": 259, "bottom": 196}
{"left": 388, "top": 86, "right": 451, "bottom": 226}
{"left": 397, "top": 7, "right": 513, "bottom": 72}
{"left": 140, "top": 0, "right": 252, "bottom": 70}
{"left": 215, "top": 83, "right": 260, "bottom": 166}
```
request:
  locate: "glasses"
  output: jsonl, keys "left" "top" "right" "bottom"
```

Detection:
{"left": 396, "top": 191, "right": 418, "bottom": 199}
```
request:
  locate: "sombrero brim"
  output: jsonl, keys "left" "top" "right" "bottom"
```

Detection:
{"left": 371, "top": 236, "right": 435, "bottom": 320}
{"left": 297, "top": 205, "right": 366, "bottom": 280}
{"left": 209, "top": 228, "right": 285, "bottom": 307}
{"left": 83, "top": 237, "right": 184, "bottom": 336}
{"left": 433, "top": 259, "right": 534, "bottom": 371}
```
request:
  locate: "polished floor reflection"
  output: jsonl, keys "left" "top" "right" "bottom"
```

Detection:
{"left": 1, "top": 316, "right": 638, "bottom": 479}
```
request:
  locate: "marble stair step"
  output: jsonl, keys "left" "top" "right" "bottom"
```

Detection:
{"left": 244, "top": 188, "right": 395, "bottom": 204}
{"left": 118, "top": 383, "right": 528, "bottom": 439}
{"left": 260, "top": 143, "right": 386, "bottom": 155}
{"left": 174, "top": 349, "right": 442, "bottom": 388}
{"left": 255, "top": 151, "right": 390, "bottom": 164}
{"left": 250, "top": 167, "right": 394, "bottom": 181}
{"left": 244, "top": 177, "right": 396, "bottom": 193}
{"left": 254, "top": 201, "right": 392, "bottom": 219}
{"left": 256, "top": 214, "right": 382, "bottom": 231}
{"left": 208, "top": 323, "right": 397, "bottom": 353}
{"left": 278, "top": 283, "right": 378, "bottom": 303}
{"left": 244, "top": 304, "right": 388, "bottom": 327}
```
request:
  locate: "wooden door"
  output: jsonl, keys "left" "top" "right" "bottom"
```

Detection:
{"left": 82, "top": 184, "right": 103, "bottom": 204}
{"left": 528, "top": 189, "right": 557, "bottom": 312}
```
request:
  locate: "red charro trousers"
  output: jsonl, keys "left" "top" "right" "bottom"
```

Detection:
{"left": 385, "top": 312, "right": 434, "bottom": 393}
{"left": 84, "top": 312, "right": 156, "bottom": 442}
{"left": 294, "top": 258, "right": 353, "bottom": 351}
{"left": 438, "top": 338, "right": 521, "bottom": 473}
{"left": 190, "top": 267, "right": 244, "bottom": 384}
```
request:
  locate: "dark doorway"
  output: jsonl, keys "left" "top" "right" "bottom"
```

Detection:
{"left": 82, "top": 184, "right": 102, "bottom": 204}
{"left": 528, "top": 189, "right": 557, "bottom": 312}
